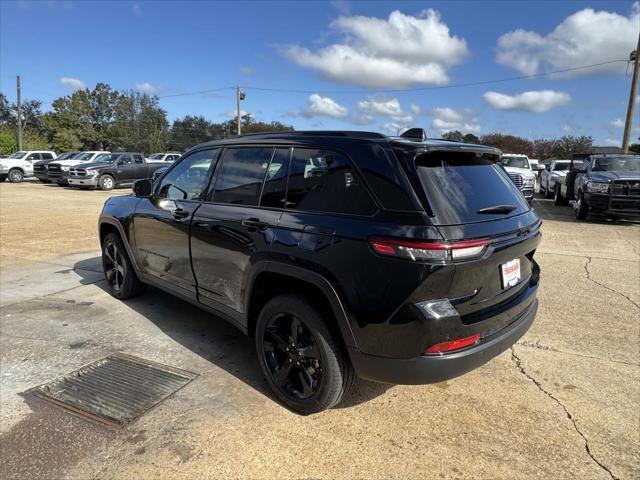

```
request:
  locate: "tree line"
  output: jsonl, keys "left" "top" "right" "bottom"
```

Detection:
{"left": 1, "top": 84, "right": 638, "bottom": 156}
{"left": 0, "top": 84, "right": 293, "bottom": 155}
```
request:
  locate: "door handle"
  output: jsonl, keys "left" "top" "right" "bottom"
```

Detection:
{"left": 241, "top": 218, "right": 269, "bottom": 230}
{"left": 173, "top": 209, "right": 190, "bottom": 219}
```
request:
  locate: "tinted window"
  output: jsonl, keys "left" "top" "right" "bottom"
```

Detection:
{"left": 286, "top": 148, "right": 376, "bottom": 215}
{"left": 118, "top": 155, "right": 132, "bottom": 165}
{"left": 260, "top": 148, "right": 290, "bottom": 208}
{"left": 41, "top": 153, "right": 53, "bottom": 160}
{"left": 156, "top": 149, "right": 218, "bottom": 200}
{"left": 212, "top": 147, "right": 273, "bottom": 205}
{"left": 134, "top": 155, "right": 144, "bottom": 164}
{"left": 26, "top": 153, "right": 40, "bottom": 160}
{"left": 414, "top": 151, "right": 529, "bottom": 225}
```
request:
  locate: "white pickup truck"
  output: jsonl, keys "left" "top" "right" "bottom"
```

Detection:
{"left": 0, "top": 151, "right": 57, "bottom": 183}
{"left": 540, "top": 159, "right": 571, "bottom": 199}
{"left": 500, "top": 153, "right": 537, "bottom": 204}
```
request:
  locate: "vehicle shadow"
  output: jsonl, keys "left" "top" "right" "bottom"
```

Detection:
{"left": 73, "top": 257, "right": 391, "bottom": 409}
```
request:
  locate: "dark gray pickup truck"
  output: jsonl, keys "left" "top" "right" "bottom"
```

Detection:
{"left": 67, "top": 152, "right": 167, "bottom": 190}
{"left": 555, "top": 153, "right": 640, "bottom": 220}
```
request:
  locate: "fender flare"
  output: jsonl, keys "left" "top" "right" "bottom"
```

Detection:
{"left": 98, "top": 217, "right": 143, "bottom": 278}
{"left": 244, "top": 261, "right": 358, "bottom": 349}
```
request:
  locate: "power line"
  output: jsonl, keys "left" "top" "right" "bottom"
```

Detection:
{"left": 242, "top": 59, "right": 628, "bottom": 95}
{"left": 158, "top": 87, "right": 234, "bottom": 99}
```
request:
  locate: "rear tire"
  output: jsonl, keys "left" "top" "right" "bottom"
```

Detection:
{"left": 575, "top": 191, "right": 589, "bottom": 220}
{"left": 255, "top": 294, "right": 357, "bottom": 415}
{"left": 101, "top": 232, "right": 146, "bottom": 299}
{"left": 99, "top": 174, "right": 115, "bottom": 190}
{"left": 544, "top": 182, "right": 552, "bottom": 199}
{"left": 8, "top": 168, "right": 24, "bottom": 183}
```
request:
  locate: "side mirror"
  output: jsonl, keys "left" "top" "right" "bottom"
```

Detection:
{"left": 133, "top": 178, "right": 153, "bottom": 198}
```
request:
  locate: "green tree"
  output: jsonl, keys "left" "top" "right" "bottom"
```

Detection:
{"left": 167, "top": 116, "right": 222, "bottom": 152}
{"left": 629, "top": 143, "right": 640, "bottom": 154}
{"left": 441, "top": 130, "right": 463, "bottom": 141}
{"left": 109, "top": 91, "right": 168, "bottom": 153}
{"left": 480, "top": 133, "right": 533, "bottom": 156}
{"left": 0, "top": 126, "right": 17, "bottom": 154}
{"left": 551, "top": 135, "right": 593, "bottom": 158}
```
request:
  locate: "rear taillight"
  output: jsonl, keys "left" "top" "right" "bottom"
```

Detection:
{"left": 425, "top": 333, "right": 481, "bottom": 354}
{"left": 369, "top": 237, "right": 489, "bottom": 261}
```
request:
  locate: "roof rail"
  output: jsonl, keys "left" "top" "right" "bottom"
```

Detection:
{"left": 238, "top": 130, "right": 387, "bottom": 139}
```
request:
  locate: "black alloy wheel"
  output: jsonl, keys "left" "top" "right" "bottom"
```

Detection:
{"left": 103, "top": 240, "right": 125, "bottom": 293}
{"left": 255, "top": 294, "right": 357, "bottom": 414}
{"left": 263, "top": 313, "right": 323, "bottom": 400}
{"left": 101, "top": 232, "right": 146, "bottom": 299}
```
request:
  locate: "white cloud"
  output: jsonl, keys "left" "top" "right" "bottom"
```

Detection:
{"left": 59, "top": 77, "right": 85, "bottom": 90}
{"left": 239, "top": 66, "right": 254, "bottom": 75}
{"left": 131, "top": 3, "right": 142, "bottom": 15}
{"left": 483, "top": 90, "right": 571, "bottom": 113}
{"left": 430, "top": 107, "right": 480, "bottom": 134}
{"left": 381, "top": 122, "right": 404, "bottom": 134}
{"left": 496, "top": 4, "right": 640, "bottom": 76}
{"left": 609, "top": 118, "right": 625, "bottom": 128}
{"left": 604, "top": 137, "right": 621, "bottom": 146}
{"left": 302, "top": 94, "right": 349, "bottom": 118}
{"left": 221, "top": 110, "right": 250, "bottom": 119}
{"left": 562, "top": 123, "right": 573, "bottom": 133}
{"left": 330, "top": 0, "right": 350, "bottom": 15}
{"left": 134, "top": 82, "right": 162, "bottom": 94}
{"left": 410, "top": 104, "right": 421, "bottom": 115}
{"left": 357, "top": 96, "right": 413, "bottom": 123}
{"left": 351, "top": 114, "right": 375, "bottom": 125}
{"left": 282, "top": 9, "right": 469, "bottom": 88}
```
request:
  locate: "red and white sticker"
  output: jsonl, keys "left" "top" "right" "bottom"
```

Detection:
{"left": 501, "top": 258, "right": 521, "bottom": 289}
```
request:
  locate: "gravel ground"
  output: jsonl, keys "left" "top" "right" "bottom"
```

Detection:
{"left": 0, "top": 182, "right": 639, "bottom": 480}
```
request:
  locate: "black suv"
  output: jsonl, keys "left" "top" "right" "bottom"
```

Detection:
{"left": 99, "top": 131, "right": 541, "bottom": 414}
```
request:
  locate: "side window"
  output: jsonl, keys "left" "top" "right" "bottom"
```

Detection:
{"left": 212, "top": 147, "right": 273, "bottom": 205}
{"left": 260, "top": 148, "right": 290, "bottom": 208}
{"left": 156, "top": 149, "right": 218, "bottom": 201}
{"left": 118, "top": 155, "right": 132, "bottom": 165}
{"left": 286, "top": 148, "right": 376, "bottom": 215}
{"left": 41, "top": 153, "right": 53, "bottom": 160}
{"left": 583, "top": 159, "right": 590, "bottom": 171}
{"left": 26, "top": 153, "right": 40, "bottom": 160}
{"left": 134, "top": 155, "right": 144, "bottom": 164}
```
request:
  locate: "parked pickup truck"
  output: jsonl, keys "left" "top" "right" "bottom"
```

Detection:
{"left": 500, "top": 154, "right": 537, "bottom": 204}
{"left": 0, "top": 150, "right": 57, "bottom": 183}
{"left": 540, "top": 159, "right": 571, "bottom": 199}
{"left": 34, "top": 151, "right": 79, "bottom": 183}
{"left": 554, "top": 154, "right": 640, "bottom": 220}
{"left": 67, "top": 152, "right": 167, "bottom": 190}
{"left": 48, "top": 151, "right": 111, "bottom": 185}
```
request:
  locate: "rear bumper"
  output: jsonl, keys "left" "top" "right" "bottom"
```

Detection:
{"left": 349, "top": 299, "right": 537, "bottom": 385}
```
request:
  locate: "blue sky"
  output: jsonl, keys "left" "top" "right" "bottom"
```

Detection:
{"left": 1, "top": 0, "right": 639, "bottom": 145}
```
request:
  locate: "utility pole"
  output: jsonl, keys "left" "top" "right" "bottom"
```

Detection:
{"left": 622, "top": 33, "right": 639, "bottom": 153}
{"left": 16, "top": 75, "right": 23, "bottom": 151}
{"left": 236, "top": 85, "right": 245, "bottom": 136}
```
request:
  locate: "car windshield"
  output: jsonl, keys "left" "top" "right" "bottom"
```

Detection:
{"left": 501, "top": 156, "right": 530, "bottom": 169}
{"left": 8, "top": 151, "right": 27, "bottom": 159}
{"left": 592, "top": 156, "right": 640, "bottom": 172}
{"left": 412, "top": 150, "right": 529, "bottom": 225}
{"left": 76, "top": 152, "right": 99, "bottom": 160}
{"left": 554, "top": 162, "right": 571, "bottom": 171}
{"left": 94, "top": 154, "right": 117, "bottom": 163}
{"left": 149, "top": 153, "right": 164, "bottom": 159}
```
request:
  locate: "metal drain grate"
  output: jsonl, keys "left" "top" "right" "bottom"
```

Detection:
{"left": 32, "top": 353, "right": 197, "bottom": 426}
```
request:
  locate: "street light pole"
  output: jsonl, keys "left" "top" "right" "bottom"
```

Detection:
{"left": 236, "top": 85, "right": 241, "bottom": 136}
{"left": 622, "top": 33, "right": 639, "bottom": 153}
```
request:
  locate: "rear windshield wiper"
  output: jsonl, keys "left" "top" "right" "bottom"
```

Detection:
{"left": 476, "top": 204, "right": 517, "bottom": 214}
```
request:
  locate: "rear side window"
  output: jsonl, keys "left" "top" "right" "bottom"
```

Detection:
{"left": 212, "top": 147, "right": 273, "bottom": 205}
{"left": 286, "top": 148, "right": 376, "bottom": 215}
{"left": 41, "top": 153, "right": 53, "bottom": 160}
{"left": 414, "top": 151, "right": 529, "bottom": 225}
{"left": 260, "top": 148, "right": 290, "bottom": 208}
{"left": 134, "top": 155, "right": 144, "bottom": 164}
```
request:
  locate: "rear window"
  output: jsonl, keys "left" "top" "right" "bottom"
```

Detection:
{"left": 414, "top": 151, "right": 529, "bottom": 225}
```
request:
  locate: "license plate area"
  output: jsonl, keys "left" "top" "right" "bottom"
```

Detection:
{"left": 501, "top": 258, "right": 521, "bottom": 289}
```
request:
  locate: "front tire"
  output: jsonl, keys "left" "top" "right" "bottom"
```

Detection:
{"left": 8, "top": 169, "right": 24, "bottom": 183}
{"left": 554, "top": 186, "right": 566, "bottom": 206}
{"left": 255, "top": 294, "right": 356, "bottom": 414}
{"left": 575, "top": 191, "right": 589, "bottom": 220}
{"left": 544, "top": 182, "right": 553, "bottom": 199}
{"left": 101, "top": 232, "right": 146, "bottom": 299}
{"left": 99, "top": 174, "right": 115, "bottom": 190}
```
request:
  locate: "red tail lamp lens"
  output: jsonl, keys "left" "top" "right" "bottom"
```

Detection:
{"left": 425, "top": 333, "right": 481, "bottom": 354}
{"left": 369, "top": 237, "right": 489, "bottom": 261}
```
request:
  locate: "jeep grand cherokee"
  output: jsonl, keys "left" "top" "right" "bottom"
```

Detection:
{"left": 98, "top": 130, "right": 541, "bottom": 414}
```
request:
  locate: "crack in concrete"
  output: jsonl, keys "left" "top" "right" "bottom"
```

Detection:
{"left": 516, "top": 339, "right": 639, "bottom": 367}
{"left": 584, "top": 257, "right": 640, "bottom": 310}
{"left": 511, "top": 347, "right": 620, "bottom": 480}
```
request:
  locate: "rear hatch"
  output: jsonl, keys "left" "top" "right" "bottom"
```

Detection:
{"left": 400, "top": 147, "right": 541, "bottom": 321}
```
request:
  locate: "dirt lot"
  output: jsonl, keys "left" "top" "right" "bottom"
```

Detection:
{"left": 1, "top": 181, "right": 639, "bottom": 480}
